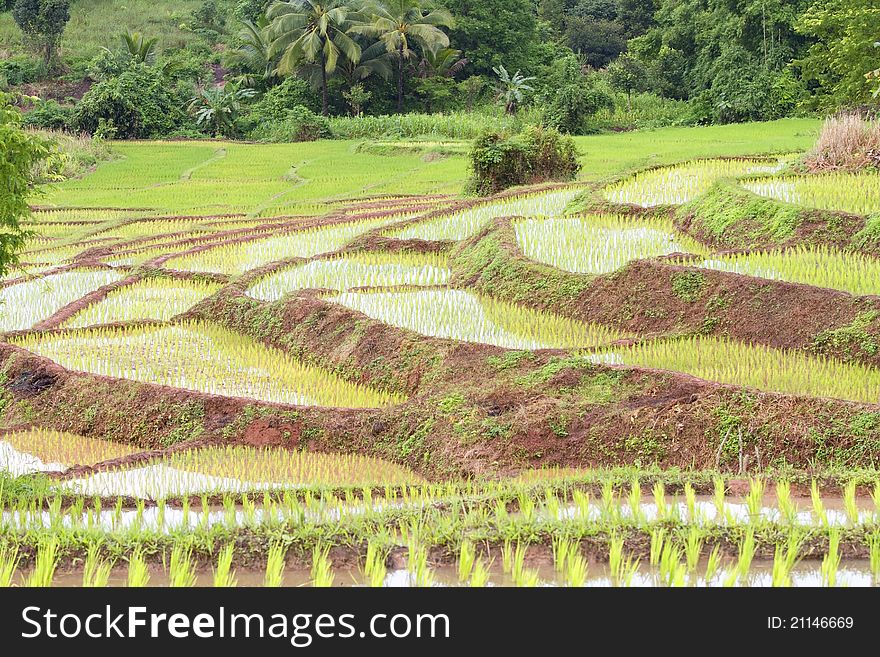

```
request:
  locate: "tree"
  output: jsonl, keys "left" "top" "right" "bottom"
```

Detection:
{"left": 608, "top": 53, "right": 648, "bottom": 111}
{"left": 188, "top": 84, "right": 257, "bottom": 137}
{"left": 418, "top": 47, "right": 468, "bottom": 78}
{"left": 352, "top": 0, "right": 454, "bottom": 113}
{"left": 493, "top": 65, "right": 535, "bottom": 114}
{"left": 438, "top": 0, "right": 538, "bottom": 77}
{"left": 267, "top": 0, "right": 362, "bottom": 115}
{"left": 0, "top": 92, "right": 52, "bottom": 277}
{"left": 797, "top": 0, "right": 880, "bottom": 108}
{"left": 12, "top": 0, "right": 70, "bottom": 68}
{"left": 225, "top": 17, "right": 279, "bottom": 90}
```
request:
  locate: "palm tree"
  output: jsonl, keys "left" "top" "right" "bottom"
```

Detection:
{"left": 493, "top": 65, "right": 535, "bottom": 115}
{"left": 225, "top": 17, "right": 278, "bottom": 90}
{"left": 418, "top": 47, "right": 467, "bottom": 79}
{"left": 351, "top": 0, "right": 454, "bottom": 113}
{"left": 267, "top": 0, "right": 362, "bottom": 115}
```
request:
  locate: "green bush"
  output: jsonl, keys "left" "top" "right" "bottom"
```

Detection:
{"left": 239, "top": 77, "right": 319, "bottom": 134}
{"left": 0, "top": 55, "right": 43, "bottom": 86}
{"left": 72, "top": 64, "right": 188, "bottom": 139}
{"left": 22, "top": 98, "right": 72, "bottom": 130}
{"left": 249, "top": 105, "right": 332, "bottom": 142}
{"left": 467, "top": 125, "right": 581, "bottom": 194}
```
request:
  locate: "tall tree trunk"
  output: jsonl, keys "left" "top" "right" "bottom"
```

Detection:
{"left": 397, "top": 42, "right": 405, "bottom": 113}
{"left": 320, "top": 48, "right": 329, "bottom": 116}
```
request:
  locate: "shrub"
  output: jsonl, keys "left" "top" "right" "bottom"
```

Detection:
{"left": 328, "top": 112, "right": 522, "bottom": 140}
{"left": 22, "top": 98, "right": 71, "bottom": 130}
{"left": 804, "top": 114, "right": 880, "bottom": 173}
{"left": 239, "top": 77, "right": 319, "bottom": 133}
{"left": 249, "top": 105, "right": 332, "bottom": 142}
{"left": 0, "top": 55, "right": 42, "bottom": 86}
{"left": 467, "top": 125, "right": 580, "bottom": 194}
{"left": 72, "top": 64, "right": 187, "bottom": 139}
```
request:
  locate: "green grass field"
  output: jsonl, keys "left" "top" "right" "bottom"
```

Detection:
{"left": 0, "top": 0, "right": 205, "bottom": 61}
{"left": 39, "top": 119, "right": 818, "bottom": 216}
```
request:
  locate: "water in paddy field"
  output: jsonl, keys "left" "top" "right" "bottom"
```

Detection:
{"left": 24, "top": 559, "right": 880, "bottom": 588}
{"left": 2, "top": 492, "right": 875, "bottom": 533}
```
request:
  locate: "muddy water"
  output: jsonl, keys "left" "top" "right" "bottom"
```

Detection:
{"left": 28, "top": 559, "right": 879, "bottom": 588}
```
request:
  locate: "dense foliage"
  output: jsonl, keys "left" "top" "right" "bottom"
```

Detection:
{"left": 0, "top": 92, "right": 51, "bottom": 275}
{"left": 0, "top": 0, "right": 878, "bottom": 141}
{"left": 468, "top": 126, "right": 581, "bottom": 194}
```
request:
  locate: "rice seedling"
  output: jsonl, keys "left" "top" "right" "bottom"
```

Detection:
{"left": 610, "top": 547, "right": 640, "bottom": 588}
{"left": 843, "top": 481, "right": 860, "bottom": 525}
{"left": 812, "top": 480, "right": 829, "bottom": 528}
{"left": 690, "top": 246, "right": 880, "bottom": 297}
{"left": 821, "top": 530, "right": 841, "bottom": 587}
{"left": 658, "top": 542, "right": 685, "bottom": 586}
{"left": 604, "top": 159, "right": 779, "bottom": 207}
{"left": 329, "top": 289, "right": 626, "bottom": 350}
{"left": 363, "top": 542, "right": 387, "bottom": 588}
{"left": 552, "top": 537, "right": 574, "bottom": 573}
{"left": 0, "top": 269, "right": 123, "bottom": 332}
{"left": 260, "top": 542, "right": 286, "bottom": 587}
{"left": 213, "top": 544, "right": 238, "bottom": 588}
{"left": 650, "top": 529, "right": 665, "bottom": 567}
{"left": 776, "top": 481, "right": 797, "bottom": 525}
{"left": 515, "top": 213, "right": 710, "bottom": 274}
{"left": 736, "top": 531, "right": 756, "bottom": 582}
{"left": 868, "top": 532, "right": 880, "bottom": 582}
{"left": 168, "top": 546, "right": 197, "bottom": 588}
{"left": 468, "top": 558, "right": 491, "bottom": 587}
{"left": 743, "top": 172, "right": 880, "bottom": 216}
{"left": 407, "top": 543, "right": 433, "bottom": 588}
{"left": 20, "top": 243, "right": 87, "bottom": 265}
{"left": 0, "top": 546, "right": 20, "bottom": 587}
{"left": 564, "top": 553, "right": 589, "bottom": 587}
{"left": 246, "top": 252, "right": 452, "bottom": 301}
{"left": 458, "top": 540, "right": 477, "bottom": 582}
{"left": 64, "top": 278, "right": 223, "bottom": 327}
{"left": 25, "top": 538, "right": 59, "bottom": 587}
{"left": 2, "top": 429, "right": 140, "bottom": 469}
{"left": 13, "top": 322, "right": 403, "bottom": 409}
{"left": 572, "top": 490, "right": 591, "bottom": 519}
{"left": 684, "top": 527, "right": 703, "bottom": 573}
{"left": 746, "top": 479, "right": 765, "bottom": 522}
{"left": 82, "top": 544, "right": 112, "bottom": 587}
{"left": 589, "top": 335, "right": 880, "bottom": 404}
{"left": 721, "top": 567, "right": 740, "bottom": 588}
{"left": 704, "top": 546, "right": 722, "bottom": 583}
{"left": 628, "top": 480, "right": 644, "bottom": 524}
{"left": 390, "top": 187, "right": 583, "bottom": 241}
{"left": 165, "top": 217, "right": 406, "bottom": 276}
{"left": 874, "top": 481, "right": 880, "bottom": 518}
{"left": 652, "top": 482, "right": 668, "bottom": 522}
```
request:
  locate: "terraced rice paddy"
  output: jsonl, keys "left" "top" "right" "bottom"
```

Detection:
{"left": 2, "top": 429, "right": 140, "bottom": 470}
{"left": 19, "top": 243, "right": 87, "bottom": 265}
{"left": 743, "top": 173, "right": 880, "bottom": 216}
{"left": 588, "top": 336, "right": 880, "bottom": 404}
{"left": 690, "top": 246, "right": 880, "bottom": 297}
{"left": 164, "top": 217, "right": 407, "bottom": 276}
{"left": 515, "top": 214, "right": 711, "bottom": 274}
{"left": 247, "top": 252, "right": 451, "bottom": 301}
{"left": 390, "top": 187, "right": 584, "bottom": 241}
{"left": 328, "top": 289, "right": 625, "bottom": 349}
{"left": 603, "top": 159, "right": 781, "bottom": 207}
{"left": 62, "top": 278, "right": 222, "bottom": 327}
{"left": 0, "top": 269, "right": 123, "bottom": 332}
{"left": 58, "top": 447, "right": 422, "bottom": 497}
{"left": 11, "top": 322, "right": 403, "bottom": 408}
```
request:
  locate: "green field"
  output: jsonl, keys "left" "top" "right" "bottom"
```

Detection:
{"left": 5, "top": 118, "right": 880, "bottom": 589}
